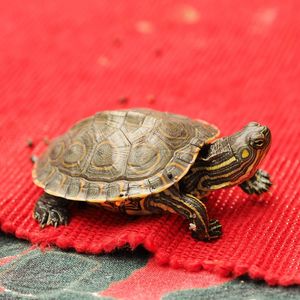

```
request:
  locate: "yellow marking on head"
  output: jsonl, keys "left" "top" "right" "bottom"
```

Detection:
{"left": 242, "top": 149, "right": 250, "bottom": 159}
{"left": 203, "top": 156, "right": 237, "bottom": 171}
{"left": 205, "top": 152, "right": 262, "bottom": 190}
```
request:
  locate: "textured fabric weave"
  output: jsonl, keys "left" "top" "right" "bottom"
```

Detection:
{"left": 2, "top": 233, "right": 300, "bottom": 299}
{"left": 0, "top": 0, "right": 299, "bottom": 286}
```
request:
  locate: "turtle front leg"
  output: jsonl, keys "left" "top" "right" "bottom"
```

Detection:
{"left": 239, "top": 169, "right": 272, "bottom": 195}
{"left": 34, "top": 193, "right": 70, "bottom": 227}
{"left": 145, "top": 187, "right": 222, "bottom": 241}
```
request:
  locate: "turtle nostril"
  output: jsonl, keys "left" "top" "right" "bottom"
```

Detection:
{"left": 261, "top": 126, "right": 271, "bottom": 138}
{"left": 248, "top": 122, "right": 260, "bottom": 127}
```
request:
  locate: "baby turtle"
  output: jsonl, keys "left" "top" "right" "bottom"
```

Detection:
{"left": 32, "top": 109, "right": 272, "bottom": 241}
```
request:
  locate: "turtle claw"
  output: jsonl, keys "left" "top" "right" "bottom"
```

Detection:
{"left": 34, "top": 209, "right": 49, "bottom": 227}
{"left": 191, "top": 219, "right": 222, "bottom": 241}
{"left": 208, "top": 219, "right": 222, "bottom": 239}
{"left": 34, "top": 194, "right": 69, "bottom": 228}
{"left": 239, "top": 169, "right": 272, "bottom": 195}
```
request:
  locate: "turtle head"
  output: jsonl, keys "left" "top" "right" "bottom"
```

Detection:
{"left": 228, "top": 122, "right": 271, "bottom": 181}
{"left": 196, "top": 122, "right": 271, "bottom": 191}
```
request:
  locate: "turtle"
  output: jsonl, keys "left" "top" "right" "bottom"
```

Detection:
{"left": 32, "top": 109, "right": 272, "bottom": 241}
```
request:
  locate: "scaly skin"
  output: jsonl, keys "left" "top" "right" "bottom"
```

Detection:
{"left": 33, "top": 121, "right": 272, "bottom": 241}
{"left": 34, "top": 184, "right": 222, "bottom": 241}
{"left": 33, "top": 193, "right": 69, "bottom": 228}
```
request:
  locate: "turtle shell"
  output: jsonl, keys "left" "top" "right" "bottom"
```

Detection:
{"left": 33, "top": 109, "right": 219, "bottom": 202}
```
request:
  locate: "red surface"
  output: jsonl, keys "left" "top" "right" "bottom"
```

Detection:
{"left": 0, "top": 0, "right": 300, "bottom": 286}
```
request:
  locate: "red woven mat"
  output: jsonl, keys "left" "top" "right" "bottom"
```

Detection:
{"left": 0, "top": 0, "right": 299, "bottom": 286}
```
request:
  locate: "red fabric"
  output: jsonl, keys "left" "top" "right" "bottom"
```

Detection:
{"left": 0, "top": 0, "right": 299, "bottom": 286}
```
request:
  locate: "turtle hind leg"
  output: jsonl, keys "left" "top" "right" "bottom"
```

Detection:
{"left": 145, "top": 187, "right": 222, "bottom": 241}
{"left": 34, "top": 193, "right": 70, "bottom": 228}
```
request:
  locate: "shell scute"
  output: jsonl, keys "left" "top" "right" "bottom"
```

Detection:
{"left": 33, "top": 109, "right": 219, "bottom": 202}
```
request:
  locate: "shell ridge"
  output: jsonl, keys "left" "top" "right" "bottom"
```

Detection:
{"left": 35, "top": 110, "right": 220, "bottom": 202}
{"left": 83, "top": 114, "right": 101, "bottom": 179}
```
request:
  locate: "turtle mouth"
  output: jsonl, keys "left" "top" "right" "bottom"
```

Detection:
{"left": 261, "top": 126, "right": 272, "bottom": 149}
{"left": 246, "top": 126, "right": 271, "bottom": 179}
{"left": 262, "top": 125, "right": 270, "bottom": 136}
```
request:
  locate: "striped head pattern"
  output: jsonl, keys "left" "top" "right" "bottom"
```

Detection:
{"left": 196, "top": 122, "right": 271, "bottom": 192}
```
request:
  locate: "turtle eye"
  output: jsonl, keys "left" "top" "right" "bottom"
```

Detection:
{"left": 252, "top": 138, "right": 264, "bottom": 149}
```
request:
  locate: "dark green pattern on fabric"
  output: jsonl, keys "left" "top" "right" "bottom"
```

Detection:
{"left": 0, "top": 234, "right": 30, "bottom": 258}
{"left": 1, "top": 233, "right": 300, "bottom": 299}
{"left": 164, "top": 278, "right": 300, "bottom": 300}
{"left": 0, "top": 233, "right": 149, "bottom": 299}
